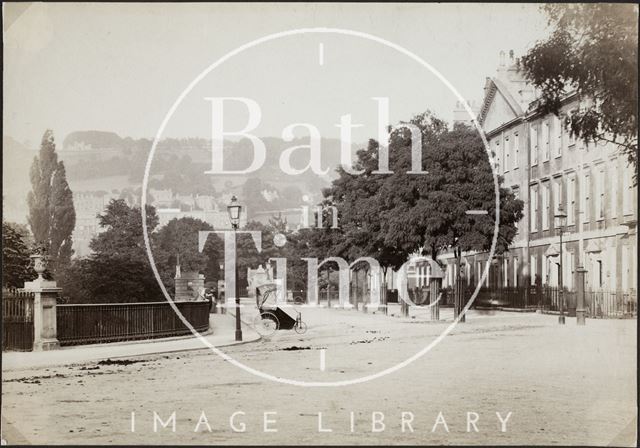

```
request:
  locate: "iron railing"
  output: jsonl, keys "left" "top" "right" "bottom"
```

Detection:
{"left": 439, "top": 284, "right": 637, "bottom": 318}
{"left": 584, "top": 290, "right": 637, "bottom": 318}
{"left": 56, "top": 301, "right": 210, "bottom": 346}
{"left": 2, "top": 288, "right": 35, "bottom": 351}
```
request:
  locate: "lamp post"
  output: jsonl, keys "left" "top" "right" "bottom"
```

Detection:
{"left": 227, "top": 195, "right": 243, "bottom": 341}
{"left": 554, "top": 206, "right": 568, "bottom": 325}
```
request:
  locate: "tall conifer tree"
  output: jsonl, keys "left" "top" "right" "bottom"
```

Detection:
{"left": 27, "top": 130, "right": 76, "bottom": 276}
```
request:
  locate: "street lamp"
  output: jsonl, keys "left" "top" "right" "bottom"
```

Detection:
{"left": 227, "top": 195, "right": 243, "bottom": 341}
{"left": 227, "top": 195, "right": 242, "bottom": 230}
{"left": 554, "top": 205, "right": 568, "bottom": 325}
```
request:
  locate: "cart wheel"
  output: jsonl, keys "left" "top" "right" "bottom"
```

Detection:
{"left": 254, "top": 312, "right": 279, "bottom": 336}
{"left": 294, "top": 321, "right": 308, "bottom": 334}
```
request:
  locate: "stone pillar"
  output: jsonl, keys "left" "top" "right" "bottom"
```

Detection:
{"left": 575, "top": 265, "right": 588, "bottom": 325}
{"left": 401, "top": 293, "right": 409, "bottom": 317}
{"left": 174, "top": 271, "right": 205, "bottom": 301}
{"left": 24, "top": 277, "right": 61, "bottom": 351}
{"left": 429, "top": 278, "right": 441, "bottom": 321}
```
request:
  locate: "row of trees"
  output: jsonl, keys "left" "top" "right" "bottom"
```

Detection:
{"left": 57, "top": 199, "right": 309, "bottom": 303}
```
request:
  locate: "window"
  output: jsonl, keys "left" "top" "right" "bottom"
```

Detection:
{"left": 568, "top": 176, "right": 576, "bottom": 225}
{"left": 542, "top": 254, "right": 548, "bottom": 285}
{"left": 542, "top": 182, "right": 550, "bottom": 230}
{"left": 623, "top": 166, "right": 634, "bottom": 215}
{"left": 553, "top": 178, "right": 563, "bottom": 215}
{"left": 530, "top": 185, "right": 538, "bottom": 232}
{"left": 622, "top": 245, "right": 631, "bottom": 290}
{"left": 513, "top": 132, "right": 519, "bottom": 169}
{"left": 513, "top": 187, "right": 520, "bottom": 229}
{"left": 565, "top": 252, "right": 574, "bottom": 290}
{"left": 542, "top": 121, "right": 550, "bottom": 161}
{"left": 582, "top": 173, "right": 591, "bottom": 223}
{"left": 530, "top": 125, "right": 538, "bottom": 166}
{"left": 596, "top": 168, "right": 605, "bottom": 220}
{"left": 567, "top": 112, "right": 576, "bottom": 146}
{"left": 596, "top": 260, "right": 603, "bottom": 288}
{"left": 484, "top": 261, "right": 490, "bottom": 287}
{"left": 494, "top": 139, "right": 501, "bottom": 173}
{"left": 513, "top": 257, "right": 519, "bottom": 287}
{"left": 610, "top": 164, "right": 618, "bottom": 218}
{"left": 504, "top": 135, "right": 510, "bottom": 172}
{"left": 503, "top": 259, "right": 509, "bottom": 287}
{"left": 530, "top": 255, "right": 537, "bottom": 285}
{"left": 553, "top": 115, "right": 562, "bottom": 158}
{"left": 549, "top": 257, "right": 558, "bottom": 287}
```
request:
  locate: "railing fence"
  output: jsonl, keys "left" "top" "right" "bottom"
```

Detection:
{"left": 2, "top": 288, "right": 35, "bottom": 351}
{"left": 56, "top": 301, "right": 210, "bottom": 346}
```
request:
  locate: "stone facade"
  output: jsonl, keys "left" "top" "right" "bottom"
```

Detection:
{"left": 437, "top": 52, "right": 637, "bottom": 293}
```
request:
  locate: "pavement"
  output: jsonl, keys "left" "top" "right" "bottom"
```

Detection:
{"left": 2, "top": 311, "right": 261, "bottom": 372}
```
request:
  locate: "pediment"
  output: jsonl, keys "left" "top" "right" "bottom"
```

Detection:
{"left": 482, "top": 88, "right": 520, "bottom": 133}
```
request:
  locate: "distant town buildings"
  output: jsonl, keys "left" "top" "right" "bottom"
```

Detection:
{"left": 72, "top": 191, "right": 123, "bottom": 257}
{"left": 72, "top": 189, "right": 247, "bottom": 257}
{"left": 156, "top": 208, "right": 247, "bottom": 229}
{"left": 252, "top": 208, "right": 305, "bottom": 230}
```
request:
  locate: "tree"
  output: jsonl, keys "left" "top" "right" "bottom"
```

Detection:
{"left": 2, "top": 221, "right": 36, "bottom": 288}
{"left": 319, "top": 139, "right": 408, "bottom": 300}
{"left": 61, "top": 199, "right": 161, "bottom": 303}
{"left": 27, "top": 130, "right": 76, "bottom": 276}
{"left": 520, "top": 4, "right": 638, "bottom": 179}
{"left": 380, "top": 122, "right": 524, "bottom": 319}
{"left": 318, "top": 112, "right": 523, "bottom": 317}
{"left": 153, "top": 217, "right": 221, "bottom": 294}
{"left": 316, "top": 112, "right": 450, "bottom": 307}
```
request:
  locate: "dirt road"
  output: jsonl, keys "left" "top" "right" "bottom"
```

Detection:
{"left": 1, "top": 309, "right": 636, "bottom": 445}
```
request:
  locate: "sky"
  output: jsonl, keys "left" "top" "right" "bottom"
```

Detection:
{"left": 3, "top": 3, "right": 550, "bottom": 146}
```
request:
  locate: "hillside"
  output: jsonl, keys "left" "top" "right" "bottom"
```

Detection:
{"left": 3, "top": 130, "right": 363, "bottom": 223}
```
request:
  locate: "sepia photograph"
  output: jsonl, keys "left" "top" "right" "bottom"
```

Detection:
{"left": 2, "top": 2, "right": 638, "bottom": 446}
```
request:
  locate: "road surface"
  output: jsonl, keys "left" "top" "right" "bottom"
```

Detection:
{"left": 1, "top": 308, "right": 636, "bottom": 445}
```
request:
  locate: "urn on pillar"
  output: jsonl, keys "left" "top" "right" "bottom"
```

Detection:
{"left": 24, "top": 251, "right": 61, "bottom": 351}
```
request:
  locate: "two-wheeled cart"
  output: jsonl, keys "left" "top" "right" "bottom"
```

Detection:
{"left": 253, "top": 283, "right": 307, "bottom": 336}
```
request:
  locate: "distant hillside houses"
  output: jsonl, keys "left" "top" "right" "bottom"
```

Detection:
{"left": 156, "top": 208, "right": 247, "bottom": 230}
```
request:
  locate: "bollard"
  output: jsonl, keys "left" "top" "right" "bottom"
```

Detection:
{"left": 430, "top": 278, "right": 441, "bottom": 321}
{"left": 575, "top": 265, "right": 587, "bottom": 325}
